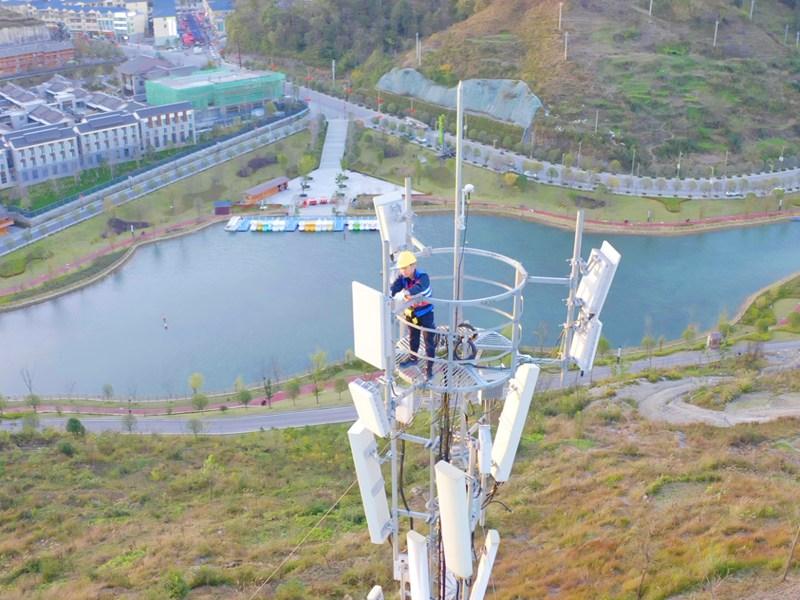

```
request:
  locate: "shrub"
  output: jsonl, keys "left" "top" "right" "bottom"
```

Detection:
{"left": 58, "top": 441, "right": 75, "bottom": 457}
{"left": 0, "top": 256, "right": 26, "bottom": 278}
{"left": 66, "top": 417, "right": 86, "bottom": 437}
{"left": 190, "top": 566, "right": 233, "bottom": 588}
{"left": 164, "top": 570, "right": 189, "bottom": 599}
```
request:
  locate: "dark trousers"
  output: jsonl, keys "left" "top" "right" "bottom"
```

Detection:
{"left": 408, "top": 311, "right": 435, "bottom": 375}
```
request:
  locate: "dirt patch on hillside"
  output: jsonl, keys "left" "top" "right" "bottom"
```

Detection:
{"left": 573, "top": 195, "right": 605, "bottom": 209}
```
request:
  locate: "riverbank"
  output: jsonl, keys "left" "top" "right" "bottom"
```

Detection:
{"left": 411, "top": 195, "right": 800, "bottom": 236}
{"left": 0, "top": 215, "right": 231, "bottom": 312}
{"left": 2, "top": 194, "right": 800, "bottom": 313}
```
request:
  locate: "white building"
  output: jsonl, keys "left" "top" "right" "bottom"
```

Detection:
{"left": 152, "top": 0, "right": 178, "bottom": 47}
{"left": 75, "top": 111, "right": 140, "bottom": 168}
{"left": 5, "top": 1, "right": 143, "bottom": 40}
{"left": 4, "top": 123, "right": 80, "bottom": 186}
{"left": 0, "top": 148, "right": 13, "bottom": 189}
{"left": 133, "top": 101, "right": 196, "bottom": 152}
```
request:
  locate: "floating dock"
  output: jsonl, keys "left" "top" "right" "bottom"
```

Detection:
{"left": 224, "top": 216, "right": 378, "bottom": 233}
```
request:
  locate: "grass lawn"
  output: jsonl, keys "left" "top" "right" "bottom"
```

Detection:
{"left": 2, "top": 361, "right": 800, "bottom": 598}
{"left": 0, "top": 131, "right": 311, "bottom": 297}
{"left": 0, "top": 148, "right": 183, "bottom": 213}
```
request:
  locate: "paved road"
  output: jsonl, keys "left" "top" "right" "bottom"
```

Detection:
{"left": 0, "top": 110, "right": 309, "bottom": 259}
{"left": 0, "top": 405, "right": 357, "bottom": 435}
{"left": 7, "top": 340, "right": 798, "bottom": 435}
{"left": 292, "top": 84, "right": 800, "bottom": 203}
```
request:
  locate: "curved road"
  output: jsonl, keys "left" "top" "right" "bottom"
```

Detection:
{"left": 293, "top": 84, "right": 800, "bottom": 201}
{"left": 5, "top": 340, "right": 798, "bottom": 435}
{"left": 0, "top": 405, "right": 357, "bottom": 435}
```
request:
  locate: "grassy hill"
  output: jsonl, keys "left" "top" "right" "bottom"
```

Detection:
{"left": 408, "top": 0, "right": 800, "bottom": 177}
{"left": 3, "top": 360, "right": 800, "bottom": 598}
{"left": 232, "top": 0, "right": 800, "bottom": 178}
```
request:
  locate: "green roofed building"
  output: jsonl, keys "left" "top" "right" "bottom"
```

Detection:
{"left": 145, "top": 68, "right": 285, "bottom": 127}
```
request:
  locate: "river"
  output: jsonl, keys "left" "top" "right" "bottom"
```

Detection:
{"left": 2, "top": 215, "right": 799, "bottom": 396}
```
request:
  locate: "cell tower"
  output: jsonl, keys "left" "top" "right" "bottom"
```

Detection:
{"left": 348, "top": 82, "right": 621, "bottom": 599}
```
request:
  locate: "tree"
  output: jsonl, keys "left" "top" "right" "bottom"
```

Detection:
{"left": 334, "top": 377, "right": 348, "bottom": 401}
{"left": 26, "top": 394, "right": 41, "bottom": 413}
{"left": 263, "top": 377, "right": 274, "bottom": 408}
{"left": 641, "top": 335, "right": 656, "bottom": 369}
{"left": 717, "top": 310, "right": 734, "bottom": 339}
{"left": 286, "top": 379, "right": 301, "bottom": 407}
{"left": 502, "top": 172, "right": 518, "bottom": 188}
{"left": 187, "top": 418, "right": 204, "bottom": 437}
{"left": 22, "top": 412, "right": 39, "bottom": 433}
{"left": 188, "top": 372, "right": 204, "bottom": 395}
{"left": 192, "top": 393, "right": 209, "bottom": 411}
{"left": 597, "top": 336, "right": 611, "bottom": 361}
{"left": 102, "top": 383, "right": 114, "bottom": 401}
{"left": 298, "top": 153, "right": 317, "bottom": 176}
{"left": 235, "top": 375, "right": 252, "bottom": 408}
{"left": 788, "top": 311, "right": 800, "bottom": 330}
{"left": 66, "top": 417, "right": 85, "bottom": 437}
{"left": 309, "top": 350, "right": 327, "bottom": 405}
{"left": 682, "top": 324, "right": 697, "bottom": 347}
{"left": 122, "top": 412, "right": 137, "bottom": 433}
{"left": 756, "top": 318, "right": 770, "bottom": 334}
{"left": 534, "top": 321, "right": 549, "bottom": 353}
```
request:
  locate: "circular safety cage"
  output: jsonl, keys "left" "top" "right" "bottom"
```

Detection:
{"left": 393, "top": 246, "right": 528, "bottom": 394}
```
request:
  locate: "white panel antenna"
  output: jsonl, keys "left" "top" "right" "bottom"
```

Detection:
{"left": 349, "top": 379, "right": 389, "bottom": 438}
{"left": 435, "top": 460, "right": 473, "bottom": 579}
{"left": 395, "top": 388, "right": 416, "bottom": 425}
{"left": 352, "top": 281, "right": 388, "bottom": 370}
{"left": 477, "top": 424, "right": 492, "bottom": 475}
{"left": 406, "top": 531, "right": 431, "bottom": 600}
{"left": 374, "top": 191, "right": 409, "bottom": 255}
{"left": 569, "top": 317, "right": 603, "bottom": 373}
{"left": 468, "top": 530, "right": 500, "bottom": 600}
{"left": 491, "top": 363, "right": 540, "bottom": 482}
{"left": 348, "top": 420, "right": 391, "bottom": 544}
{"left": 576, "top": 241, "right": 621, "bottom": 316}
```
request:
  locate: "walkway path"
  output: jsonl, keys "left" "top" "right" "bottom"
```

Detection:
{"left": 318, "top": 118, "right": 348, "bottom": 170}
{"left": 6, "top": 340, "right": 798, "bottom": 435}
{"left": 296, "top": 85, "right": 800, "bottom": 201}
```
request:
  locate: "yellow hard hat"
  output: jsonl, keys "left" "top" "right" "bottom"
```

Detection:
{"left": 396, "top": 250, "right": 417, "bottom": 269}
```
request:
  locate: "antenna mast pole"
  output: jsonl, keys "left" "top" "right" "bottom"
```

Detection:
{"left": 560, "top": 210, "right": 584, "bottom": 384}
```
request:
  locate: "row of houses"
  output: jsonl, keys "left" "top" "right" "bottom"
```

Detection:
{"left": 0, "top": 100, "right": 196, "bottom": 189}
{"left": 3, "top": 0, "right": 148, "bottom": 40}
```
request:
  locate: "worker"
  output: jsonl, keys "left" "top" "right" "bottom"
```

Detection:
{"left": 391, "top": 250, "right": 435, "bottom": 380}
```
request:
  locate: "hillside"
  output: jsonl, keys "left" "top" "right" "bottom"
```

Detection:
{"left": 410, "top": 0, "right": 800, "bottom": 176}
{"left": 230, "top": 0, "right": 800, "bottom": 177}
{"left": 3, "top": 360, "right": 800, "bottom": 598}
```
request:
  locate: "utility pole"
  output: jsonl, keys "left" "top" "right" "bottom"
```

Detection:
{"left": 677, "top": 150, "right": 682, "bottom": 178}
{"left": 576, "top": 140, "right": 582, "bottom": 169}
{"left": 785, "top": 24, "right": 790, "bottom": 45}
{"left": 564, "top": 31, "right": 569, "bottom": 61}
{"left": 631, "top": 147, "right": 636, "bottom": 176}
{"left": 724, "top": 150, "right": 729, "bottom": 176}
{"left": 331, "top": 59, "right": 336, "bottom": 85}
{"left": 594, "top": 109, "right": 599, "bottom": 134}
{"left": 713, "top": 18, "right": 719, "bottom": 48}
{"left": 749, "top": 0, "right": 755, "bottom": 20}
{"left": 648, "top": 0, "right": 653, "bottom": 17}
{"left": 558, "top": 2, "right": 563, "bottom": 31}
{"left": 796, "top": 30, "right": 799, "bottom": 48}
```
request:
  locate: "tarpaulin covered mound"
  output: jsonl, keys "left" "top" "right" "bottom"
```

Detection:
{"left": 376, "top": 68, "right": 542, "bottom": 129}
